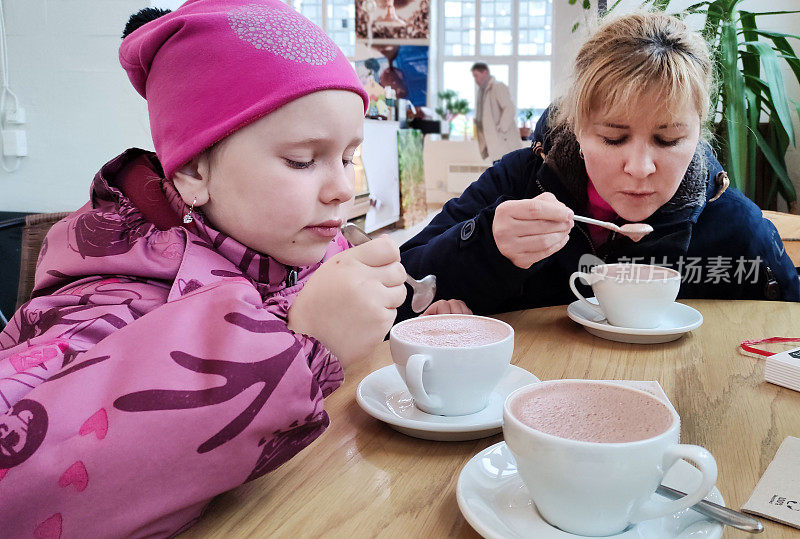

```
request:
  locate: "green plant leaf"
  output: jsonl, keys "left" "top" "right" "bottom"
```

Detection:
{"left": 746, "top": 30, "right": 800, "bottom": 41}
{"left": 740, "top": 10, "right": 760, "bottom": 202}
{"left": 684, "top": 0, "right": 711, "bottom": 11}
{"left": 606, "top": 0, "right": 626, "bottom": 13}
{"left": 766, "top": 123, "right": 779, "bottom": 207}
{"left": 720, "top": 19, "right": 748, "bottom": 190}
{"left": 747, "top": 10, "right": 800, "bottom": 16}
{"left": 739, "top": 12, "right": 760, "bottom": 86}
{"left": 743, "top": 74, "right": 796, "bottom": 142}
{"left": 743, "top": 41, "right": 795, "bottom": 146}
{"left": 701, "top": 1, "right": 725, "bottom": 43}
{"left": 744, "top": 87, "right": 759, "bottom": 199}
{"left": 761, "top": 34, "right": 800, "bottom": 90}
{"left": 752, "top": 123, "right": 797, "bottom": 203}
{"left": 722, "top": 0, "right": 742, "bottom": 19}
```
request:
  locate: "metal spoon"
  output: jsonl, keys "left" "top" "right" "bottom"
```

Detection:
{"left": 573, "top": 215, "right": 654, "bottom": 242}
{"left": 656, "top": 484, "right": 764, "bottom": 533}
{"left": 341, "top": 223, "right": 436, "bottom": 313}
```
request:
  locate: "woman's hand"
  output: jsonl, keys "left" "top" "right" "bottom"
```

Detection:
{"left": 422, "top": 299, "right": 472, "bottom": 316}
{"left": 288, "top": 236, "right": 406, "bottom": 364}
{"left": 492, "top": 192, "right": 574, "bottom": 269}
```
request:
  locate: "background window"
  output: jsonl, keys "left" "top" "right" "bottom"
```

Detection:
{"left": 326, "top": 0, "right": 356, "bottom": 58}
{"left": 438, "top": 0, "right": 552, "bottom": 121}
{"left": 517, "top": 60, "right": 550, "bottom": 113}
{"left": 295, "top": 0, "right": 323, "bottom": 26}
{"left": 518, "top": 0, "right": 552, "bottom": 55}
{"left": 480, "top": 0, "right": 513, "bottom": 56}
{"left": 443, "top": 0, "right": 476, "bottom": 56}
{"left": 288, "top": 0, "right": 355, "bottom": 58}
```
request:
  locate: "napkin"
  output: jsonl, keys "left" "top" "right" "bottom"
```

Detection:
{"left": 742, "top": 437, "right": 800, "bottom": 529}
{"left": 764, "top": 346, "right": 800, "bottom": 392}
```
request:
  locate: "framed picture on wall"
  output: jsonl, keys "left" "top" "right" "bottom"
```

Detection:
{"left": 354, "top": 44, "right": 428, "bottom": 107}
{"left": 356, "top": 0, "right": 430, "bottom": 40}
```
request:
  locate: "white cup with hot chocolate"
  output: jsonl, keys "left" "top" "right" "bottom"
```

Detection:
{"left": 569, "top": 263, "right": 681, "bottom": 328}
{"left": 503, "top": 380, "right": 718, "bottom": 536}
{"left": 389, "top": 314, "right": 514, "bottom": 416}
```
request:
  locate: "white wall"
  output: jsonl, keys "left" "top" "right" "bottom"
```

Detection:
{"left": 551, "top": 0, "right": 800, "bottom": 209}
{"left": 0, "top": 0, "right": 152, "bottom": 213}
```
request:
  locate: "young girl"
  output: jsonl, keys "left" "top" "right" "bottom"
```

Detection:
{"left": 399, "top": 12, "right": 799, "bottom": 317}
{"left": 0, "top": 1, "right": 461, "bottom": 535}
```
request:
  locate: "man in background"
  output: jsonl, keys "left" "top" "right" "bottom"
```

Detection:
{"left": 471, "top": 63, "right": 520, "bottom": 162}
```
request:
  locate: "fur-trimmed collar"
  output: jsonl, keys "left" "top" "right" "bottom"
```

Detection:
{"left": 541, "top": 126, "right": 708, "bottom": 216}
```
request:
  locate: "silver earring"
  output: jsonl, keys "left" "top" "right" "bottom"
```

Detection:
{"left": 183, "top": 197, "right": 197, "bottom": 224}
{"left": 579, "top": 148, "right": 585, "bottom": 159}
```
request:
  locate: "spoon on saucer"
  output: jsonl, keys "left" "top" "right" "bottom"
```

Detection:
{"left": 341, "top": 223, "right": 436, "bottom": 313}
{"left": 657, "top": 484, "right": 764, "bottom": 533}
{"left": 573, "top": 215, "right": 653, "bottom": 242}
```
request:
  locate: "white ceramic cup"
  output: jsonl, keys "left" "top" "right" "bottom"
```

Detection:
{"left": 389, "top": 314, "right": 514, "bottom": 416}
{"left": 503, "top": 380, "right": 718, "bottom": 537}
{"left": 568, "top": 263, "right": 681, "bottom": 328}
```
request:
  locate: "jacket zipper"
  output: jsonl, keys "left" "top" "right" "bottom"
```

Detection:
{"left": 285, "top": 267, "right": 298, "bottom": 287}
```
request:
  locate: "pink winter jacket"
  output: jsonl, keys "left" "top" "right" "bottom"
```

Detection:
{"left": 0, "top": 149, "right": 346, "bottom": 538}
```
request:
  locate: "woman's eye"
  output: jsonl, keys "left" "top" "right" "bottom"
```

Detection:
{"left": 285, "top": 159, "right": 314, "bottom": 169}
{"left": 343, "top": 157, "right": 354, "bottom": 167}
{"left": 655, "top": 137, "right": 682, "bottom": 147}
{"left": 601, "top": 136, "right": 626, "bottom": 146}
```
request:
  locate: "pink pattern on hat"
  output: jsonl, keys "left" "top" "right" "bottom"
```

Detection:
{"left": 228, "top": 5, "right": 338, "bottom": 65}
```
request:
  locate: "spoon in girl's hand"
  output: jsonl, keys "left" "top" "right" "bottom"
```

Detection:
{"left": 340, "top": 223, "right": 436, "bottom": 313}
{"left": 573, "top": 215, "right": 653, "bottom": 242}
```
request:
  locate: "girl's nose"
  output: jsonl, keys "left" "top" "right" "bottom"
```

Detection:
{"left": 321, "top": 162, "right": 354, "bottom": 204}
{"left": 622, "top": 143, "right": 656, "bottom": 179}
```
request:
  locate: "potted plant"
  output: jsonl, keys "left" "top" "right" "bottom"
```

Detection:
{"left": 518, "top": 108, "right": 536, "bottom": 140}
{"left": 581, "top": 0, "right": 800, "bottom": 212}
{"left": 436, "top": 90, "right": 470, "bottom": 139}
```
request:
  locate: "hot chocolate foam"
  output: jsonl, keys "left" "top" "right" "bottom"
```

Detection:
{"left": 510, "top": 382, "right": 674, "bottom": 443}
{"left": 393, "top": 315, "right": 510, "bottom": 348}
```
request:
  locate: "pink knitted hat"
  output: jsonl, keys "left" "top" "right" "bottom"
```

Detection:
{"left": 119, "top": 0, "right": 368, "bottom": 179}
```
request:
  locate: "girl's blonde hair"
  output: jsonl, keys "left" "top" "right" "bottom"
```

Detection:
{"left": 551, "top": 12, "right": 713, "bottom": 138}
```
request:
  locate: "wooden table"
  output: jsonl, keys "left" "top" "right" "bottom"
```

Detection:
{"left": 183, "top": 300, "right": 800, "bottom": 538}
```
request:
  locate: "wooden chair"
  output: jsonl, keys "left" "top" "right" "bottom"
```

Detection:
{"left": 763, "top": 210, "right": 800, "bottom": 269}
{"left": 0, "top": 212, "right": 72, "bottom": 312}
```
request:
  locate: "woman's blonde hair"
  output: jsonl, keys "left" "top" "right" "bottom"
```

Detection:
{"left": 551, "top": 12, "right": 713, "bottom": 138}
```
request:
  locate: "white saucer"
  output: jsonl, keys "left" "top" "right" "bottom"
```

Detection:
{"left": 567, "top": 298, "right": 703, "bottom": 344}
{"left": 356, "top": 365, "right": 540, "bottom": 441}
{"left": 457, "top": 442, "right": 724, "bottom": 539}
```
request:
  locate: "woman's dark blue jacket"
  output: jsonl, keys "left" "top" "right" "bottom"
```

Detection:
{"left": 399, "top": 112, "right": 799, "bottom": 319}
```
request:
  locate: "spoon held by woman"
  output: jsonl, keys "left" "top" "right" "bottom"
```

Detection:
{"left": 573, "top": 215, "right": 653, "bottom": 242}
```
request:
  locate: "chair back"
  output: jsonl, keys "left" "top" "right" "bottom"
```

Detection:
{"left": 16, "top": 212, "right": 72, "bottom": 309}
{"left": 763, "top": 210, "right": 800, "bottom": 270}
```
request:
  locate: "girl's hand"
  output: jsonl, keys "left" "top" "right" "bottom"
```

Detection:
{"left": 422, "top": 299, "right": 472, "bottom": 316}
{"left": 492, "top": 192, "right": 574, "bottom": 269}
{"left": 288, "top": 236, "right": 406, "bottom": 364}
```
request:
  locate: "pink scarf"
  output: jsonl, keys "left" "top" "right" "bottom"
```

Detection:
{"left": 586, "top": 179, "right": 618, "bottom": 246}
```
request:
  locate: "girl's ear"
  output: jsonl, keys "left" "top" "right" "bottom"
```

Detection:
{"left": 171, "top": 153, "right": 211, "bottom": 206}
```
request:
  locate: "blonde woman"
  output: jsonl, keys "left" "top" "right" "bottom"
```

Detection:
{"left": 400, "top": 12, "right": 798, "bottom": 317}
